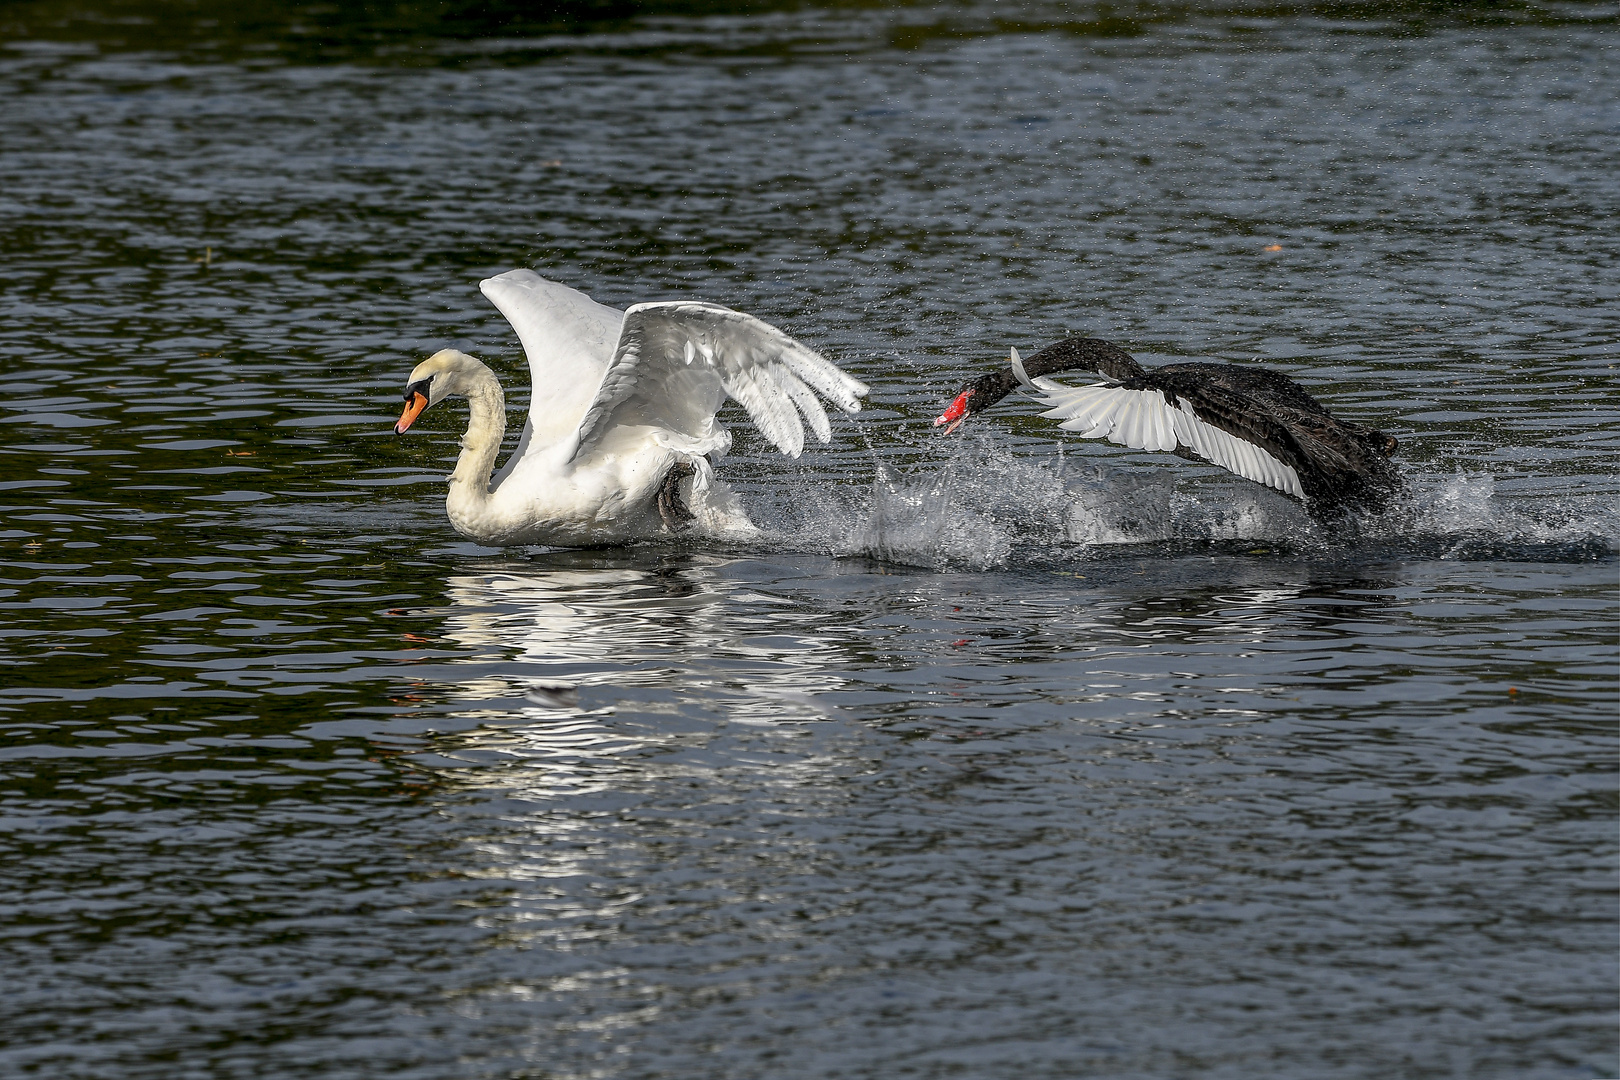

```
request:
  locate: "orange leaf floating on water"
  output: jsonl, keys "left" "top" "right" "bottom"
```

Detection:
{"left": 1263, "top": 244, "right": 1283, "bottom": 252}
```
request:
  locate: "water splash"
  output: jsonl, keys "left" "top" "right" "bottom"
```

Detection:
{"left": 1396, "top": 468, "right": 1620, "bottom": 559}
{"left": 749, "top": 441, "right": 1317, "bottom": 569}
{"left": 1062, "top": 466, "right": 1176, "bottom": 544}
{"left": 1419, "top": 470, "right": 1500, "bottom": 535}
{"left": 739, "top": 443, "right": 1615, "bottom": 570}
{"left": 844, "top": 462, "right": 1016, "bottom": 570}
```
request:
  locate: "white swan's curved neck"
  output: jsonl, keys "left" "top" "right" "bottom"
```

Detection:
{"left": 446, "top": 361, "right": 507, "bottom": 520}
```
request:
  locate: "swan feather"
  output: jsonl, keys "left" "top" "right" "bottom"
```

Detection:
{"left": 1039, "top": 379, "right": 1304, "bottom": 497}
{"left": 573, "top": 300, "right": 866, "bottom": 461}
{"left": 478, "top": 270, "right": 623, "bottom": 453}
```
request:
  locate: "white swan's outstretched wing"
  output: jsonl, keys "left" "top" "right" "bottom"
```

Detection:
{"left": 479, "top": 270, "right": 625, "bottom": 452}
{"left": 1033, "top": 378, "right": 1305, "bottom": 498}
{"left": 570, "top": 302, "right": 867, "bottom": 461}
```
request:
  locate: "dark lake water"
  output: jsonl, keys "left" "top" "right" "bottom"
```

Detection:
{"left": 2, "top": 3, "right": 1616, "bottom": 1077}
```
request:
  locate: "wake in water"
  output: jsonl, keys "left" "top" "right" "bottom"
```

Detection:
{"left": 742, "top": 440, "right": 1618, "bottom": 570}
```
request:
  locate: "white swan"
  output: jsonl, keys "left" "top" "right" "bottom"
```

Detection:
{"left": 394, "top": 270, "right": 868, "bottom": 547}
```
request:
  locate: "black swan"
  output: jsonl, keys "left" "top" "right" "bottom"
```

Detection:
{"left": 936, "top": 337, "right": 1403, "bottom": 520}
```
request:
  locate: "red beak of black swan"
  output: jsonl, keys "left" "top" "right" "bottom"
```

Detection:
{"left": 934, "top": 389, "right": 975, "bottom": 434}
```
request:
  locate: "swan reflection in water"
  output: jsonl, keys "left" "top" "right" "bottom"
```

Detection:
{"left": 418, "top": 556, "right": 850, "bottom": 801}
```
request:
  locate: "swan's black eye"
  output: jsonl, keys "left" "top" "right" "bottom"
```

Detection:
{"left": 404, "top": 378, "right": 431, "bottom": 402}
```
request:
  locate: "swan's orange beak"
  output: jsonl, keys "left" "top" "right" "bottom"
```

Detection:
{"left": 934, "top": 390, "right": 972, "bottom": 434}
{"left": 395, "top": 391, "right": 428, "bottom": 435}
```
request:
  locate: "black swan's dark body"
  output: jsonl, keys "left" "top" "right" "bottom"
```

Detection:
{"left": 947, "top": 337, "right": 1403, "bottom": 519}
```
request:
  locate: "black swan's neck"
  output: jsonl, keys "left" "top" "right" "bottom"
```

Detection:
{"left": 1025, "top": 338, "right": 1145, "bottom": 383}
{"left": 976, "top": 338, "right": 1144, "bottom": 412}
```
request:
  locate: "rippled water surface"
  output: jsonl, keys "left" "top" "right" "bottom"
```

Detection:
{"left": 2, "top": 3, "right": 1617, "bottom": 1077}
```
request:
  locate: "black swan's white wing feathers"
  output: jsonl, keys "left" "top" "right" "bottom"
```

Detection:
{"left": 1033, "top": 378, "right": 1306, "bottom": 499}
{"left": 571, "top": 301, "right": 866, "bottom": 462}
{"left": 1031, "top": 381, "right": 1179, "bottom": 453}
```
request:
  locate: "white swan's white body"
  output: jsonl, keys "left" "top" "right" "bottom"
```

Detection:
{"left": 396, "top": 270, "right": 868, "bottom": 547}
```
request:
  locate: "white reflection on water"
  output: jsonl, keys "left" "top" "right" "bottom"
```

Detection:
{"left": 442, "top": 562, "right": 845, "bottom": 708}
{"left": 417, "top": 562, "right": 860, "bottom": 916}
{"left": 419, "top": 560, "right": 851, "bottom": 800}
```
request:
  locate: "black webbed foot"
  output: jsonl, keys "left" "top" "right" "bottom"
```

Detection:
{"left": 657, "top": 461, "right": 697, "bottom": 532}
